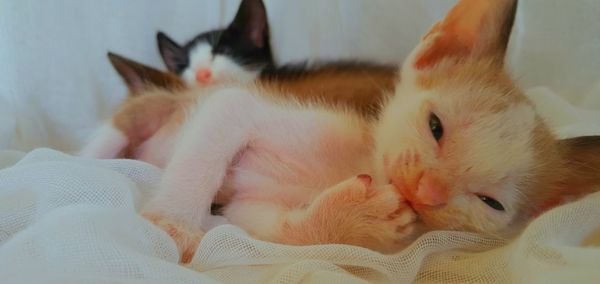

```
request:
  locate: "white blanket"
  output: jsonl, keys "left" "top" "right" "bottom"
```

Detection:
{"left": 1, "top": 141, "right": 600, "bottom": 283}
{"left": 1, "top": 0, "right": 600, "bottom": 283}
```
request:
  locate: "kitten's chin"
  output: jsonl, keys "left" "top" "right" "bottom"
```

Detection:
{"left": 188, "top": 78, "right": 222, "bottom": 88}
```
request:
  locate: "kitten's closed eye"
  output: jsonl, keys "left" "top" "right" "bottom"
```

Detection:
{"left": 212, "top": 45, "right": 231, "bottom": 55}
{"left": 477, "top": 195, "right": 505, "bottom": 211}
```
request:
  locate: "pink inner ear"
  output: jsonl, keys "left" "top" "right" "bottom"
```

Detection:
{"left": 123, "top": 68, "right": 147, "bottom": 92}
{"left": 414, "top": 0, "right": 493, "bottom": 70}
{"left": 414, "top": 34, "right": 472, "bottom": 70}
{"left": 249, "top": 29, "right": 264, "bottom": 48}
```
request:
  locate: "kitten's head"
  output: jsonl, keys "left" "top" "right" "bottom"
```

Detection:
{"left": 157, "top": 0, "right": 272, "bottom": 87}
{"left": 376, "top": 0, "right": 599, "bottom": 238}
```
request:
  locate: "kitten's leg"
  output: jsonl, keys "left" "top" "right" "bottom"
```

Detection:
{"left": 282, "top": 176, "right": 417, "bottom": 252}
{"left": 144, "top": 213, "right": 205, "bottom": 264}
{"left": 225, "top": 176, "right": 417, "bottom": 253}
{"left": 142, "top": 89, "right": 262, "bottom": 262}
{"left": 79, "top": 122, "right": 128, "bottom": 159}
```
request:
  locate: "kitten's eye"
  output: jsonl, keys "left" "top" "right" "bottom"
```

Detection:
{"left": 478, "top": 195, "right": 505, "bottom": 211}
{"left": 213, "top": 45, "right": 230, "bottom": 55}
{"left": 429, "top": 113, "right": 444, "bottom": 142}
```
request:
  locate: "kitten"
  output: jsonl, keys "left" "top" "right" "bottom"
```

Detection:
{"left": 158, "top": 0, "right": 396, "bottom": 116}
{"left": 131, "top": 0, "right": 600, "bottom": 264}
{"left": 84, "top": 0, "right": 600, "bottom": 264}
{"left": 79, "top": 52, "right": 397, "bottom": 164}
{"left": 157, "top": 0, "right": 273, "bottom": 87}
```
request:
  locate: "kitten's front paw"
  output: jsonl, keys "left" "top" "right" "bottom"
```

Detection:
{"left": 143, "top": 212, "right": 205, "bottom": 263}
{"left": 369, "top": 184, "right": 418, "bottom": 249}
{"left": 308, "top": 175, "right": 417, "bottom": 252}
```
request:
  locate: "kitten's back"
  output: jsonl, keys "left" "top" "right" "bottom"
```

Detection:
{"left": 261, "top": 62, "right": 398, "bottom": 116}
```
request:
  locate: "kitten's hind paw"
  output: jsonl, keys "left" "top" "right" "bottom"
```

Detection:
{"left": 143, "top": 212, "right": 205, "bottom": 263}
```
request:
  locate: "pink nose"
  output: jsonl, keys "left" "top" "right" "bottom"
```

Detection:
{"left": 195, "top": 69, "right": 212, "bottom": 84}
{"left": 415, "top": 173, "right": 448, "bottom": 206}
{"left": 394, "top": 171, "right": 448, "bottom": 207}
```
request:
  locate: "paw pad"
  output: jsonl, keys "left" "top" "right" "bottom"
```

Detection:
{"left": 357, "top": 174, "right": 372, "bottom": 186}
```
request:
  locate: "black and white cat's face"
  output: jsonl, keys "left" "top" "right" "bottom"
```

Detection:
{"left": 157, "top": 0, "right": 273, "bottom": 87}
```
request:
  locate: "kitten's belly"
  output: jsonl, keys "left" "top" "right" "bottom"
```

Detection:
{"left": 222, "top": 117, "right": 373, "bottom": 207}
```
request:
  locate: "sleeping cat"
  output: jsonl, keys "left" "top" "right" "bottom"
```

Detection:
{"left": 157, "top": 0, "right": 273, "bottom": 87}
{"left": 123, "top": 0, "right": 600, "bottom": 263}
{"left": 158, "top": 0, "right": 397, "bottom": 116}
{"left": 80, "top": 52, "right": 396, "bottom": 164}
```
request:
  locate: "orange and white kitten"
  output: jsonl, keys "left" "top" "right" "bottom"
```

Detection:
{"left": 80, "top": 53, "right": 396, "bottom": 165}
{"left": 85, "top": 0, "right": 600, "bottom": 264}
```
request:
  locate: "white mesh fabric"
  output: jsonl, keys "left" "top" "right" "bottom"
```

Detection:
{"left": 2, "top": 146, "right": 600, "bottom": 284}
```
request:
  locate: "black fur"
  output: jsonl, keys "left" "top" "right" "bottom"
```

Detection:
{"left": 157, "top": 30, "right": 222, "bottom": 74}
{"left": 260, "top": 61, "right": 397, "bottom": 80}
{"left": 157, "top": 0, "right": 273, "bottom": 75}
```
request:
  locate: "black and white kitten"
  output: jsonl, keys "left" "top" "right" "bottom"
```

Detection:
{"left": 157, "top": 0, "right": 273, "bottom": 87}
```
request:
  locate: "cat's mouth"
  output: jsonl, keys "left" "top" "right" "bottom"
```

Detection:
{"left": 408, "top": 201, "right": 444, "bottom": 212}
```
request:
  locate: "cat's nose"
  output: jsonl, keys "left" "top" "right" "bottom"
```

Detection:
{"left": 393, "top": 171, "right": 448, "bottom": 207}
{"left": 415, "top": 173, "right": 448, "bottom": 206}
{"left": 195, "top": 69, "right": 212, "bottom": 84}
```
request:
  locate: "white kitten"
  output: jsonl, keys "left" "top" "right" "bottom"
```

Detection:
{"left": 157, "top": 0, "right": 273, "bottom": 87}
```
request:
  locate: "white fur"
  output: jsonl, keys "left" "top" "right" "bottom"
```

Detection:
{"left": 134, "top": 125, "right": 178, "bottom": 168}
{"left": 79, "top": 122, "right": 128, "bottom": 159}
{"left": 144, "top": 86, "right": 375, "bottom": 234}
{"left": 223, "top": 200, "right": 286, "bottom": 239}
{"left": 182, "top": 43, "right": 212, "bottom": 85}
{"left": 212, "top": 55, "right": 260, "bottom": 83}
{"left": 374, "top": 68, "right": 540, "bottom": 233}
{"left": 370, "top": 19, "right": 542, "bottom": 235}
{"left": 182, "top": 43, "right": 260, "bottom": 87}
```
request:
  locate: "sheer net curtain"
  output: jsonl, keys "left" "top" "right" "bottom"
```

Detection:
{"left": 1, "top": 148, "right": 600, "bottom": 283}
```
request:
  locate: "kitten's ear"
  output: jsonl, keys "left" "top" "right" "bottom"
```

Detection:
{"left": 107, "top": 52, "right": 185, "bottom": 96}
{"left": 537, "top": 136, "right": 600, "bottom": 213}
{"left": 157, "top": 31, "right": 189, "bottom": 73}
{"left": 405, "top": 0, "right": 517, "bottom": 74}
{"left": 227, "top": 0, "right": 269, "bottom": 48}
{"left": 560, "top": 136, "right": 600, "bottom": 192}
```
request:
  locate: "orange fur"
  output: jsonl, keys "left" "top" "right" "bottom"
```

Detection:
{"left": 143, "top": 212, "right": 204, "bottom": 263}
{"left": 415, "top": 0, "right": 514, "bottom": 71}
{"left": 261, "top": 64, "right": 397, "bottom": 116}
{"left": 111, "top": 90, "right": 195, "bottom": 159}
{"left": 108, "top": 52, "right": 184, "bottom": 95}
{"left": 278, "top": 182, "right": 415, "bottom": 252}
{"left": 106, "top": 56, "right": 396, "bottom": 163}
